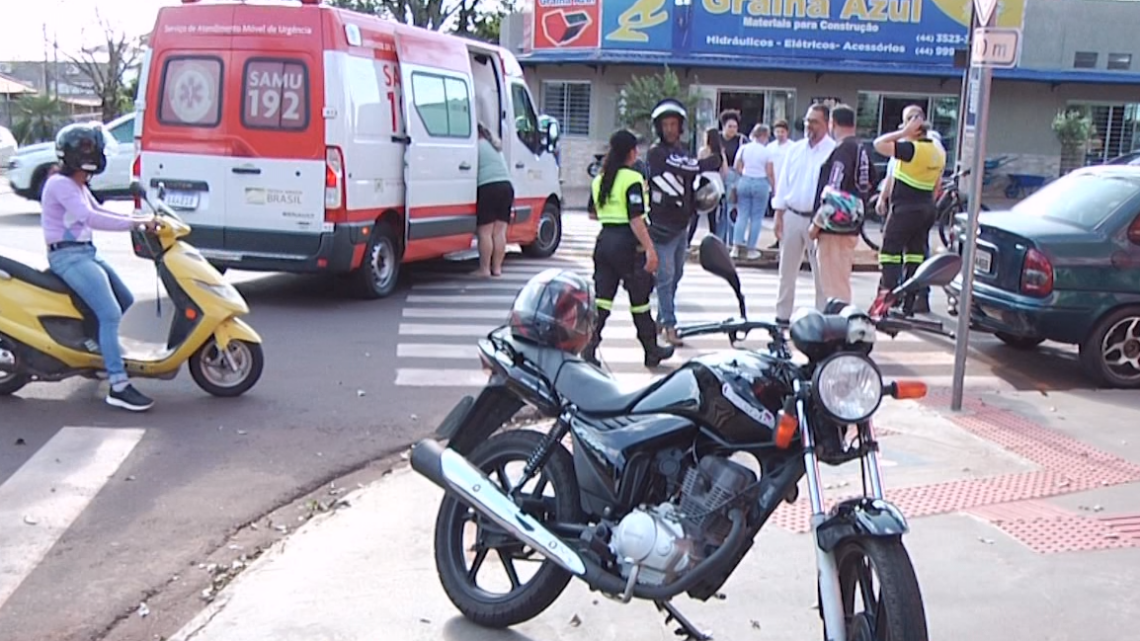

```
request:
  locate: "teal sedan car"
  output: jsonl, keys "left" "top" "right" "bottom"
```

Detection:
{"left": 945, "top": 165, "right": 1140, "bottom": 388}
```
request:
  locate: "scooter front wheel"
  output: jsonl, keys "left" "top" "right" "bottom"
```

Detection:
{"left": 0, "top": 337, "right": 30, "bottom": 396}
{"left": 189, "top": 338, "right": 264, "bottom": 398}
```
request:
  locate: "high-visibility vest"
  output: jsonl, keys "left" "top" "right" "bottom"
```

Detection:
{"left": 893, "top": 139, "right": 946, "bottom": 191}
{"left": 591, "top": 168, "right": 648, "bottom": 225}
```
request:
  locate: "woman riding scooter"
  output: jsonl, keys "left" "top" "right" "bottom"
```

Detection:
{"left": 41, "top": 122, "right": 159, "bottom": 412}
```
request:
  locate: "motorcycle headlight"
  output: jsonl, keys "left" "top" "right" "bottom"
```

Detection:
{"left": 813, "top": 353, "right": 883, "bottom": 423}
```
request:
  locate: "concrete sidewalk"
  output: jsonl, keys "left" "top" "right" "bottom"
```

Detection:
{"left": 164, "top": 389, "right": 1140, "bottom": 641}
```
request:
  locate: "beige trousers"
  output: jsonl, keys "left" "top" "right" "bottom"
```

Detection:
{"left": 814, "top": 233, "right": 860, "bottom": 308}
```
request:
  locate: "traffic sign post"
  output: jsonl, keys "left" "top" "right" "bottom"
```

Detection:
{"left": 950, "top": 1, "right": 1023, "bottom": 411}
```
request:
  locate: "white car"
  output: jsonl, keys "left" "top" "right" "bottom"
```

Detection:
{"left": 5, "top": 113, "right": 135, "bottom": 202}
{"left": 0, "top": 126, "right": 16, "bottom": 169}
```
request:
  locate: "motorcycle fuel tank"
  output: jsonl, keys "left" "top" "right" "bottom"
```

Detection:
{"left": 630, "top": 350, "right": 791, "bottom": 447}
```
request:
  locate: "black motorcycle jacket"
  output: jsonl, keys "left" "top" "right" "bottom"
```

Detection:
{"left": 646, "top": 141, "right": 721, "bottom": 239}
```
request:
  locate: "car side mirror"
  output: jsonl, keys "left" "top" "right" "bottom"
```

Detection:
{"left": 542, "top": 116, "right": 560, "bottom": 153}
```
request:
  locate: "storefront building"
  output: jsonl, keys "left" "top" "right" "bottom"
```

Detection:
{"left": 501, "top": 0, "right": 1140, "bottom": 193}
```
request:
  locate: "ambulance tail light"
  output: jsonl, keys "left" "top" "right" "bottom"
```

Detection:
{"left": 325, "top": 146, "right": 346, "bottom": 222}
{"left": 132, "top": 142, "right": 142, "bottom": 211}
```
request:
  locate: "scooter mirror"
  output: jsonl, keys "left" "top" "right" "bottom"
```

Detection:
{"left": 129, "top": 180, "right": 144, "bottom": 198}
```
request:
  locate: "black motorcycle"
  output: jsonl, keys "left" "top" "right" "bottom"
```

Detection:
{"left": 410, "top": 236, "right": 963, "bottom": 641}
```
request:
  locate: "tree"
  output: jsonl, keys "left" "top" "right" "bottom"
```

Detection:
{"left": 617, "top": 67, "right": 702, "bottom": 147}
{"left": 12, "top": 94, "right": 67, "bottom": 145}
{"left": 326, "top": 0, "right": 458, "bottom": 30}
{"left": 65, "top": 15, "right": 143, "bottom": 122}
{"left": 326, "top": 0, "right": 513, "bottom": 41}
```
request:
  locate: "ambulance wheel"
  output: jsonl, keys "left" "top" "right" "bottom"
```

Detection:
{"left": 521, "top": 202, "right": 561, "bottom": 259}
{"left": 352, "top": 222, "right": 401, "bottom": 299}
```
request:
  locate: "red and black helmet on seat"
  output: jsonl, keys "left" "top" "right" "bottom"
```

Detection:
{"left": 508, "top": 269, "right": 596, "bottom": 355}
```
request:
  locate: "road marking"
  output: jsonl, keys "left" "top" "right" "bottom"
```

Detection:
{"left": 0, "top": 427, "right": 145, "bottom": 610}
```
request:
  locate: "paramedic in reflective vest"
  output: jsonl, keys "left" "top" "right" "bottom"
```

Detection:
{"left": 871, "top": 106, "right": 946, "bottom": 313}
{"left": 582, "top": 130, "right": 675, "bottom": 368}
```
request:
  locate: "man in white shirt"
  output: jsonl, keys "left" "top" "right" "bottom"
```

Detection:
{"left": 771, "top": 104, "right": 837, "bottom": 323}
{"left": 764, "top": 119, "right": 792, "bottom": 248}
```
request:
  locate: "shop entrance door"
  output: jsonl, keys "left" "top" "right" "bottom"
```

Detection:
{"left": 879, "top": 96, "right": 931, "bottom": 134}
{"left": 718, "top": 91, "right": 765, "bottom": 133}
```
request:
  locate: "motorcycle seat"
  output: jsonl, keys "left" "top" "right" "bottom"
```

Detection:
{"left": 0, "top": 255, "right": 72, "bottom": 295}
{"left": 554, "top": 361, "right": 648, "bottom": 415}
{"left": 495, "top": 331, "right": 649, "bottom": 416}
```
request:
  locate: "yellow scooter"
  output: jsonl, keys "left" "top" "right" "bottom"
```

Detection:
{"left": 0, "top": 180, "right": 264, "bottom": 398}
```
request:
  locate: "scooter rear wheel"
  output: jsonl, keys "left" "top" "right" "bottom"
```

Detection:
{"left": 189, "top": 339, "right": 264, "bottom": 397}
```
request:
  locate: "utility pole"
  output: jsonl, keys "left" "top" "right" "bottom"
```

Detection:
{"left": 42, "top": 23, "right": 50, "bottom": 93}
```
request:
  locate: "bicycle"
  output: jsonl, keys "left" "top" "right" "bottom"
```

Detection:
{"left": 859, "top": 168, "right": 989, "bottom": 253}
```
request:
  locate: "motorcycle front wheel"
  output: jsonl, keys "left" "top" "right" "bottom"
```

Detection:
{"left": 433, "top": 428, "right": 581, "bottom": 629}
{"left": 834, "top": 537, "right": 928, "bottom": 641}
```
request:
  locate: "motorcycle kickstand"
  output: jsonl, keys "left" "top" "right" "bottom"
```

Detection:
{"left": 654, "top": 600, "right": 712, "bottom": 641}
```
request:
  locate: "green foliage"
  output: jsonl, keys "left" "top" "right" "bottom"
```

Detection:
{"left": 1052, "top": 108, "right": 1094, "bottom": 146}
{"left": 12, "top": 94, "right": 67, "bottom": 145}
{"left": 325, "top": 0, "right": 511, "bottom": 36}
{"left": 617, "top": 67, "right": 701, "bottom": 142}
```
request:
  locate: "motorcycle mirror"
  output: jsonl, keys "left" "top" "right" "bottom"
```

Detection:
{"left": 698, "top": 235, "right": 747, "bottom": 317}
{"left": 129, "top": 180, "right": 144, "bottom": 198}
{"left": 892, "top": 253, "right": 964, "bottom": 296}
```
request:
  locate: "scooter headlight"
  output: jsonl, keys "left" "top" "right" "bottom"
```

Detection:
{"left": 813, "top": 353, "right": 883, "bottom": 423}
{"left": 194, "top": 279, "right": 243, "bottom": 305}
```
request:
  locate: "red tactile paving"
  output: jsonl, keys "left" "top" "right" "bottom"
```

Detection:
{"left": 985, "top": 515, "right": 1140, "bottom": 554}
{"left": 768, "top": 392, "right": 1140, "bottom": 554}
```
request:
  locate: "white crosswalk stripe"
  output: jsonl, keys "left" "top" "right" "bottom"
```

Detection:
{"left": 0, "top": 427, "right": 145, "bottom": 612}
{"left": 398, "top": 213, "right": 1005, "bottom": 391}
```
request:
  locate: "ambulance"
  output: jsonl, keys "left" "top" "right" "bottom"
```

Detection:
{"left": 133, "top": 0, "right": 563, "bottom": 298}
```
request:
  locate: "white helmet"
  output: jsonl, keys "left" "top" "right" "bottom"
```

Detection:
{"left": 652, "top": 98, "right": 687, "bottom": 139}
{"left": 693, "top": 171, "right": 725, "bottom": 215}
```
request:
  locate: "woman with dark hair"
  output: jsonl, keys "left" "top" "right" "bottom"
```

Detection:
{"left": 40, "top": 122, "right": 158, "bottom": 411}
{"left": 475, "top": 122, "right": 515, "bottom": 277}
{"left": 581, "top": 129, "right": 673, "bottom": 368}
{"left": 688, "top": 127, "right": 727, "bottom": 243}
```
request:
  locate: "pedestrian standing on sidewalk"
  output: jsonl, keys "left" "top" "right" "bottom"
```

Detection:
{"left": 808, "top": 104, "right": 877, "bottom": 306}
{"left": 474, "top": 123, "right": 515, "bottom": 278}
{"left": 717, "top": 110, "right": 747, "bottom": 244}
{"left": 688, "top": 127, "right": 728, "bottom": 243}
{"left": 730, "top": 123, "right": 775, "bottom": 260}
{"left": 646, "top": 98, "right": 723, "bottom": 348}
{"left": 871, "top": 106, "right": 946, "bottom": 317}
{"left": 765, "top": 119, "right": 793, "bottom": 251}
{"left": 581, "top": 129, "right": 674, "bottom": 368}
{"left": 771, "top": 104, "right": 837, "bottom": 324}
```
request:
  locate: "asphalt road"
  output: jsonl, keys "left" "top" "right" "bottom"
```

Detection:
{"left": 0, "top": 192, "right": 488, "bottom": 641}
{"left": 0, "top": 187, "right": 1101, "bottom": 641}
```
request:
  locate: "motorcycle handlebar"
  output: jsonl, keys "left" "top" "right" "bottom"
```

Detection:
{"left": 675, "top": 319, "right": 787, "bottom": 341}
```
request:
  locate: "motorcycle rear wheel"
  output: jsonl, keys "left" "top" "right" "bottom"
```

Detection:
{"left": 434, "top": 429, "right": 581, "bottom": 628}
{"left": 834, "top": 537, "right": 928, "bottom": 641}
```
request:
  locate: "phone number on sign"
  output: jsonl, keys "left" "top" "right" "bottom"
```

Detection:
{"left": 914, "top": 46, "right": 958, "bottom": 57}
{"left": 915, "top": 33, "right": 969, "bottom": 45}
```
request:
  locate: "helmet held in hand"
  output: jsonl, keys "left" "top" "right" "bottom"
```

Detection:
{"left": 813, "top": 186, "right": 865, "bottom": 234}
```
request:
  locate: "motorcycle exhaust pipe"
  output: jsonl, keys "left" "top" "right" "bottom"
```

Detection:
{"left": 410, "top": 439, "right": 588, "bottom": 577}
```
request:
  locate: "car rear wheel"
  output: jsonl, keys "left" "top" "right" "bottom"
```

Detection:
{"left": 520, "top": 202, "right": 561, "bottom": 259}
{"left": 351, "top": 222, "right": 402, "bottom": 299}
{"left": 1080, "top": 306, "right": 1140, "bottom": 389}
{"left": 995, "top": 332, "right": 1045, "bottom": 350}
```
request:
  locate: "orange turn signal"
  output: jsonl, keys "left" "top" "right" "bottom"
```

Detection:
{"left": 774, "top": 411, "right": 798, "bottom": 449}
{"left": 892, "top": 380, "right": 928, "bottom": 399}
{"left": 185, "top": 308, "right": 198, "bottom": 320}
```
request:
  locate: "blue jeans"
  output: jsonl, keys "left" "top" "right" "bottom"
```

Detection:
{"left": 733, "top": 176, "right": 771, "bottom": 250}
{"left": 720, "top": 169, "right": 740, "bottom": 244}
{"left": 653, "top": 231, "right": 688, "bottom": 328}
{"left": 47, "top": 245, "right": 134, "bottom": 384}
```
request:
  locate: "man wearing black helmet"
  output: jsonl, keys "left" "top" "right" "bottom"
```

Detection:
{"left": 646, "top": 98, "right": 723, "bottom": 348}
{"left": 41, "top": 122, "right": 159, "bottom": 411}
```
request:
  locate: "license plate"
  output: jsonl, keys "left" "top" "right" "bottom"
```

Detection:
{"left": 974, "top": 249, "right": 993, "bottom": 274}
{"left": 165, "top": 190, "right": 200, "bottom": 210}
